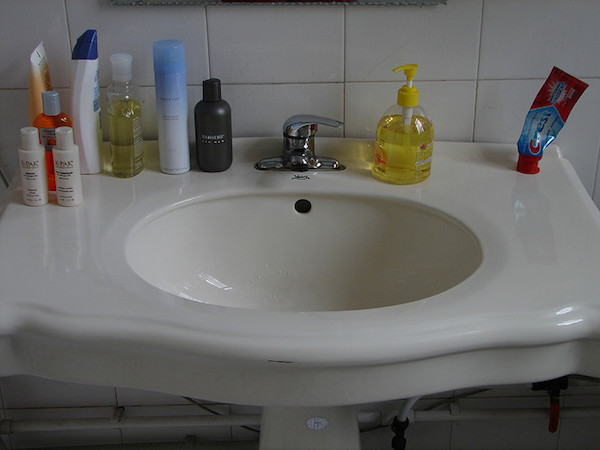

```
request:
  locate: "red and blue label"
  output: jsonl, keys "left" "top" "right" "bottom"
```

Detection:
{"left": 517, "top": 67, "right": 588, "bottom": 158}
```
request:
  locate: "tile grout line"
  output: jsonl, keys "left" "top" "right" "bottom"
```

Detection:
{"left": 342, "top": 5, "right": 347, "bottom": 138}
{"left": 472, "top": 0, "right": 485, "bottom": 143}
{"left": 63, "top": 0, "right": 73, "bottom": 56}
{"left": 205, "top": 5, "right": 212, "bottom": 78}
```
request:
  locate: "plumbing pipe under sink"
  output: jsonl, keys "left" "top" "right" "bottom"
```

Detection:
{"left": 4, "top": 405, "right": 600, "bottom": 434}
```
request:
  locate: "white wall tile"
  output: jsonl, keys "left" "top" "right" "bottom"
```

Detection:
{"left": 558, "top": 418, "right": 600, "bottom": 450}
{"left": 0, "top": 0, "right": 71, "bottom": 89}
{"left": 475, "top": 79, "right": 600, "bottom": 195}
{"left": 7, "top": 406, "right": 121, "bottom": 449}
{"left": 405, "top": 421, "right": 452, "bottom": 450}
{"left": 345, "top": 1, "right": 483, "bottom": 82}
{"left": 594, "top": 162, "right": 600, "bottom": 211}
{"left": 475, "top": 80, "right": 545, "bottom": 144}
{"left": 223, "top": 83, "right": 344, "bottom": 137}
{"left": 0, "top": 90, "right": 30, "bottom": 185}
{"left": 565, "top": 377, "right": 600, "bottom": 397}
{"left": 361, "top": 421, "right": 451, "bottom": 450}
{"left": 0, "top": 376, "right": 116, "bottom": 409}
{"left": 120, "top": 405, "right": 231, "bottom": 444}
{"left": 206, "top": 5, "right": 344, "bottom": 84}
{"left": 0, "top": 381, "right": 5, "bottom": 417}
{"left": 65, "top": 0, "right": 210, "bottom": 87}
{"left": 231, "top": 404, "right": 262, "bottom": 441}
{"left": 116, "top": 387, "right": 189, "bottom": 406}
{"left": 480, "top": 0, "right": 600, "bottom": 80}
{"left": 451, "top": 419, "right": 558, "bottom": 449}
{"left": 345, "top": 81, "right": 476, "bottom": 140}
{"left": 456, "top": 395, "right": 550, "bottom": 411}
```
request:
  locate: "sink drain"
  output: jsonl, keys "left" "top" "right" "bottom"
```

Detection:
{"left": 294, "top": 199, "right": 312, "bottom": 214}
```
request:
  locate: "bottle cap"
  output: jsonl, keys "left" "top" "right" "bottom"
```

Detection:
{"left": 55, "top": 127, "right": 75, "bottom": 150}
{"left": 41, "top": 90, "right": 61, "bottom": 116}
{"left": 517, "top": 154, "right": 540, "bottom": 174}
{"left": 394, "top": 64, "right": 419, "bottom": 108}
{"left": 72, "top": 29, "right": 98, "bottom": 60}
{"left": 203, "top": 78, "right": 222, "bottom": 102}
{"left": 110, "top": 53, "right": 133, "bottom": 82}
{"left": 20, "top": 127, "right": 41, "bottom": 150}
{"left": 153, "top": 40, "right": 186, "bottom": 74}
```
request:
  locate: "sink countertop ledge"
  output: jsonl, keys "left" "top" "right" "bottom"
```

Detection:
{"left": 2, "top": 138, "right": 600, "bottom": 407}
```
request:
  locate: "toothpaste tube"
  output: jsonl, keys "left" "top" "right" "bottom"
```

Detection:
{"left": 516, "top": 67, "right": 588, "bottom": 174}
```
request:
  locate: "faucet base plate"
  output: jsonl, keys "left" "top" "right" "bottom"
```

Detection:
{"left": 255, "top": 156, "right": 345, "bottom": 171}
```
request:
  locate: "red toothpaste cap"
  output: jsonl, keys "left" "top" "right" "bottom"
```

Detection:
{"left": 517, "top": 154, "right": 540, "bottom": 174}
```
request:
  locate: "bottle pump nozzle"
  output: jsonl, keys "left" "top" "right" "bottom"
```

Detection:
{"left": 394, "top": 64, "right": 418, "bottom": 84}
{"left": 393, "top": 64, "right": 420, "bottom": 126}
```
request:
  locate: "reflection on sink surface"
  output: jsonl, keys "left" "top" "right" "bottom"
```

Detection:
{"left": 127, "top": 193, "right": 482, "bottom": 311}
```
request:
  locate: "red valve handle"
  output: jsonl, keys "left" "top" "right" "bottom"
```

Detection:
{"left": 548, "top": 400, "right": 560, "bottom": 433}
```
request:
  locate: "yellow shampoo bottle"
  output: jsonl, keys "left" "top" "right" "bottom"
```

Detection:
{"left": 372, "top": 64, "right": 434, "bottom": 184}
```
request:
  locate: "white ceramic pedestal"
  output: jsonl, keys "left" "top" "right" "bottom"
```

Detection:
{"left": 259, "top": 406, "right": 360, "bottom": 450}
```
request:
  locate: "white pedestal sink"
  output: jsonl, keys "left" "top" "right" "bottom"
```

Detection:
{"left": 2, "top": 138, "right": 600, "bottom": 448}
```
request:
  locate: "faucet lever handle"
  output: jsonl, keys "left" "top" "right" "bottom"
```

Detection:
{"left": 283, "top": 114, "right": 343, "bottom": 138}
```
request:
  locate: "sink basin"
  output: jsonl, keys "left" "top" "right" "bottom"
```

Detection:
{"left": 126, "top": 193, "right": 482, "bottom": 311}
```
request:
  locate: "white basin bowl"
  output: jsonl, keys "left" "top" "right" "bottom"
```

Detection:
{"left": 126, "top": 193, "right": 482, "bottom": 311}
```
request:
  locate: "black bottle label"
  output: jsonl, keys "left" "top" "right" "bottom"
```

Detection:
{"left": 201, "top": 134, "right": 226, "bottom": 144}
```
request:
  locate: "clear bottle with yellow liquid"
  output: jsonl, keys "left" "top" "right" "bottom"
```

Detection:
{"left": 372, "top": 64, "right": 434, "bottom": 185}
{"left": 107, "top": 53, "right": 143, "bottom": 178}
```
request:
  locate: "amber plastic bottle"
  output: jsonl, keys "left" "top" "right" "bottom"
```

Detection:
{"left": 33, "top": 91, "right": 72, "bottom": 191}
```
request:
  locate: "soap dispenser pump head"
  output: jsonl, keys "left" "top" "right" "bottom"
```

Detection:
{"left": 393, "top": 64, "right": 419, "bottom": 108}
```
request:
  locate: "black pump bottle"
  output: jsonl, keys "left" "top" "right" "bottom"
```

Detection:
{"left": 194, "top": 78, "right": 232, "bottom": 172}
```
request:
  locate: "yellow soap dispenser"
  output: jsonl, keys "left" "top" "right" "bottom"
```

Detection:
{"left": 372, "top": 64, "right": 434, "bottom": 184}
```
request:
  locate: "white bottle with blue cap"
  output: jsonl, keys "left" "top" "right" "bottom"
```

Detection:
{"left": 70, "top": 29, "right": 103, "bottom": 174}
{"left": 153, "top": 39, "right": 190, "bottom": 175}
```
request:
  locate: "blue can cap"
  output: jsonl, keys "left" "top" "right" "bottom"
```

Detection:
{"left": 153, "top": 40, "right": 186, "bottom": 74}
{"left": 72, "top": 29, "right": 98, "bottom": 60}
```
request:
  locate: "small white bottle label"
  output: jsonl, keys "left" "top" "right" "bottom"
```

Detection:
{"left": 54, "top": 154, "right": 83, "bottom": 206}
{"left": 19, "top": 154, "right": 48, "bottom": 206}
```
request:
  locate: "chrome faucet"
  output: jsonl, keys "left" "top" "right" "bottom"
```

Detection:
{"left": 255, "top": 114, "right": 344, "bottom": 171}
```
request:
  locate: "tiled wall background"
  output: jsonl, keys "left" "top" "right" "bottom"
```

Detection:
{"left": 2, "top": 375, "right": 600, "bottom": 449}
{"left": 1, "top": 0, "right": 600, "bottom": 206}
{"left": 1, "top": 0, "right": 600, "bottom": 448}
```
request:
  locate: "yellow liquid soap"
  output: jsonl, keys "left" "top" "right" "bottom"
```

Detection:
{"left": 372, "top": 114, "right": 434, "bottom": 185}
{"left": 108, "top": 98, "right": 143, "bottom": 178}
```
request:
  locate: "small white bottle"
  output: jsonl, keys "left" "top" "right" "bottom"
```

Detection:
{"left": 52, "top": 127, "right": 83, "bottom": 206}
{"left": 18, "top": 127, "right": 48, "bottom": 206}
